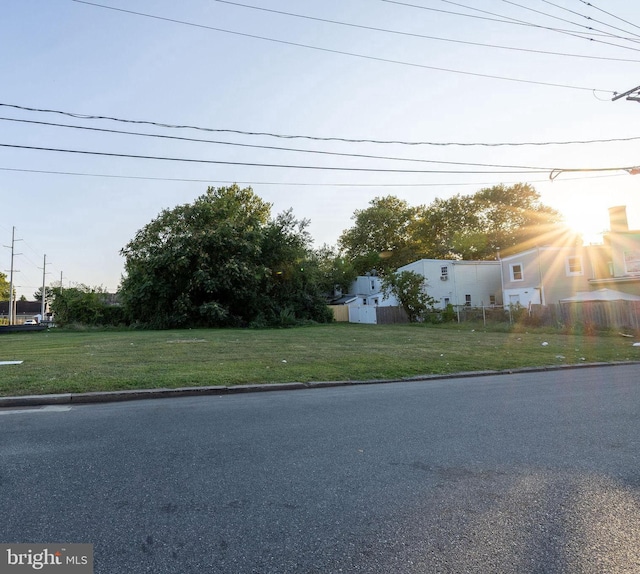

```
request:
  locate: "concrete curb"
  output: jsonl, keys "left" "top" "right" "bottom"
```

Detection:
{"left": 1, "top": 361, "right": 638, "bottom": 408}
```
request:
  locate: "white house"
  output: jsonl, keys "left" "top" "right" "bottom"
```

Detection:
{"left": 349, "top": 275, "right": 398, "bottom": 307}
{"left": 397, "top": 259, "right": 503, "bottom": 309}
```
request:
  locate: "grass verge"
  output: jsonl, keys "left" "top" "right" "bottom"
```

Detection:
{"left": 0, "top": 323, "right": 638, "bottom": 397}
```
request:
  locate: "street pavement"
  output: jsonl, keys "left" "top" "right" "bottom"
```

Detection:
{"left": 1, "top": 364, "right": 640, "bottom": 573}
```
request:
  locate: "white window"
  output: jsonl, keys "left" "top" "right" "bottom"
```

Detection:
{"left": 566, "top": 256, "right": 583, "bottom": 276}
{"left": 465, "top": 294, "right": 471, "bottom": 307}
{"left": 624, "top": 250, "right": 640, "bottom": 274}
{"left": 489, "top": 295, "right": 496, "bottom": 306}
{"left": 510, "top": 264, "right": 523, "bottom": 281}
{"left": 441, "top": 266, "right": 448, "bottom": 277}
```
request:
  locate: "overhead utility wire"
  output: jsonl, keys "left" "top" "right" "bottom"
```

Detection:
{"left": 538, "top": 0, "right": 640, "bottom": 38}
{"left": 442, "top": 0, "right": 639, "bottom": 41}
{"left": 4, "top": 102, "right": 639, "bottom": 147}
{"left": 0, "top": 143, "right": 552, "bottom": 174}
{"left": 5, "top": 143, "right": 638, "bottom": 179}
{"left": 209, "top": 0, "right": 640, "bottom": 62}
{"left": 0, "top": 166, "right": 626, "bottom": 187}
{"left": 71, "top": 0, "right": 613, "bottom": 93}
{"left": 0, "top": 116, "right": 553, "bottom": 170}
{"left": 382, "top": 0, "right": 640, "bottom": 52}
{"left": 497, "top": 0, "right": 640, "bottom": 41}
{"left": 576, "top": 0, "right": 640, "bottom": 32}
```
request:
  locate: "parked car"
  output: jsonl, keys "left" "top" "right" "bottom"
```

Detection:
{"left": 24, "top": 319, "right": 38, "bottom": 325}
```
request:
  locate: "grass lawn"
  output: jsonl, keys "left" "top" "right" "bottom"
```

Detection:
{"left": 0, "top": 323, "right": 638, "bottom": 397}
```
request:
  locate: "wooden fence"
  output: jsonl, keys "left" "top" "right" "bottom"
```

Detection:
{"left": 330, "top": 301, "right": 640, "bottom": 331}
{"left": 530, "top": 301, "right": 640, "bottom": 331}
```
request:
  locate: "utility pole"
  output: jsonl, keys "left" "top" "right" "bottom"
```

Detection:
{"left": 3, "top": 227, "right": 22, "bottom": 326}
{"left": 40, "top": 254, "right": 50, "bottom": 321}
{"left": 612, "top": 84, "right": 640, "bottom": 102}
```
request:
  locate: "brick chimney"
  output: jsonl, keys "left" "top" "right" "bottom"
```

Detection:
{"left": 608, "top": 206, "right": 629, "bottom": 232}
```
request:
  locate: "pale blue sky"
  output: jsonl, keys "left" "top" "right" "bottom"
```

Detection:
{"left": 3, "top": 0, "right": 640, "bottom": 298}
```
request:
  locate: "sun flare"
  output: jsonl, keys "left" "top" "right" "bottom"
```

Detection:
{"left": 562, "top": 208, "right": 608, "bottom": 246}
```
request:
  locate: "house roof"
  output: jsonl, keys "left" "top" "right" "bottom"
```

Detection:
{"left": 560, "top": 288, "right": 640, "bottom": 302}
{"left": 329, "top": 295, "right": 358, "bottom": 305}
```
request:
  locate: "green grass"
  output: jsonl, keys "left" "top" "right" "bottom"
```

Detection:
{"left": 0, "top": 323, "right": 638, "bottom": 396}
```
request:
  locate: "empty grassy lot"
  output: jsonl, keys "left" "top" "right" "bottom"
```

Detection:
{"left": 1, "top": 323, "right": 638, "bottom": 397}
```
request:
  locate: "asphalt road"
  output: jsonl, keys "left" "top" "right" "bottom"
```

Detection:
{"left": 2, "top": 365, "right": 640, "bottom": 573}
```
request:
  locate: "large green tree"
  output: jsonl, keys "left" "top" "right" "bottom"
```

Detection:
{"left": 414, "top": 184, "right": 566, "bottom": 260}
{"left": 338, "top": 195, "right": 418, "bottom": 275}
{"left": 340, "top": 185, "right": 565, "bottom": 271}
{"left": 119, "top": 185, "right": 332, "bottom": 328}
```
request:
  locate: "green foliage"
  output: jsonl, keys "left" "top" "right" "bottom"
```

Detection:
{"left": 50, "top": 285, "right": 125, "bottom": 326}
{"left": 414, "top": 184, "right": 565, "bottom": 260}
{"left": 0, "top": 272, "right": 9, "bottom": 301}
{"left": 339, "top": 185, "right": 566, "bottom": 274}
{"left": 313, "top": 245, "right": 358, "bottom": 295}
{"left": 33, "top": 286, "right": 55, "bottom": 303}
{"left": 338, "top": 196, "right": 418, "bottom": 275}
{"left": 119, "top": 185, "right": 332, "bottom": 329}
{"left": 382, "top": 270, "right": 437, "bottom": 322}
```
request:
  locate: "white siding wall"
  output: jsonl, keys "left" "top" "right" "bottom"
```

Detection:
{"left": 398, "top": 260, "right": 502, "bottom": 308}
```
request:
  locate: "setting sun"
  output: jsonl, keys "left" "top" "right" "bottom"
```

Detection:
{"left": 562, "top": 208, "right": 609, "bottom": 246}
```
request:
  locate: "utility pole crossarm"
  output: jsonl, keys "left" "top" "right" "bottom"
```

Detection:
{"left": 612, "top": 84, "right": 640, "bottom": 102}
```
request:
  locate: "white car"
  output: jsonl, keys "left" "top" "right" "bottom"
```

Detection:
{"left": 24, "top": 319, "right": 38, "bottom": 325}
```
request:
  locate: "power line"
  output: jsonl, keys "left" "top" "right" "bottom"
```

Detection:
{"left": 70, "top": 0, "right": 614, "bottom": 93}
{"left": 3, "top": 144, "right": 637, "bottom": 179}
{"left": 538, "top": 0, "right": 640, "bottom": 39}
{"left": 4, "top": 102, "right": 637, "bottom": 147}
{"left": 0, "top": 166, "right": 627, "bottom": 187}
{"left": 382, "top": 0, "right": 640, "bottom": 52}
{"left": 576, "top": 0, "right": 640, "bottom": 33}
{"left": 209, "top": 0, "right": 640, "bottom": 63}
{"left": 0, "top": 116, "right": 557, "bottom": 170}
{"left": 497, "top": 0, "right": 640, "bottom": 41}
{"left": 0, "top": 143, "right": 552, "bottom": 174}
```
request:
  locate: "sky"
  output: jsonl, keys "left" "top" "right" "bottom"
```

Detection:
{"left": 3, "top": 0, "right": 640, "bottom": 299}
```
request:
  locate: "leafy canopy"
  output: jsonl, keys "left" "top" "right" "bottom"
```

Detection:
{"left": 119, "top": 185, "right": 332, "bottom": 328}
{"left": 339, "top": 184, "right": 566, "bottom": 273}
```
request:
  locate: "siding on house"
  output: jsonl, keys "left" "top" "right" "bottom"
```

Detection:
{"left": 398, "top": 259, "right": 502, "bottom": 309}
{"left": 500, "top": 247, "right": 600, "bottom": 307}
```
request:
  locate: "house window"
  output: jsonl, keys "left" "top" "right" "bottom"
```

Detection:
{"left": 624, "top": 250, "right": 640, "bottom": 274}
{"left": 441, "top": 266, "right": 448, "bottom": 277}
{"left": 510, "top": 264, "right": 523, "bottom": 281}
{"left": 489, "top": 295, "right": 496, "bottom": 306}
{"left": 362, "top": 298, "right": 367, "bottom": 305}
{"left": 373, "top": 298, "right": 379, "bottom": 306}
{"left": 371, "top": 280, "right": 375, "bottom": 290}
{"left": 566, "top": 256, "right": 583, "bottom": 276}
{"left": 444, "top": 297, "right": 450, "bottom": 306}
{"left": 465, "top": 294, "right": 471, "bottom": 307}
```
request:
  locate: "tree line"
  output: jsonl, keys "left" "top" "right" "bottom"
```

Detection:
{"left": 338, "top": 183, "right": 567, "bottom": 275}
{"left": 21, "top": 183, "right": 567, "bottom": 328}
